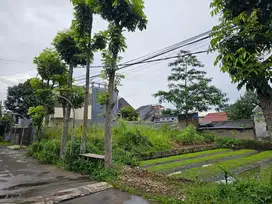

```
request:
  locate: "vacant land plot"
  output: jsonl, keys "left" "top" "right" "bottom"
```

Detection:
{"left": 141, "top": 149, "right": 272, "bottom": 182}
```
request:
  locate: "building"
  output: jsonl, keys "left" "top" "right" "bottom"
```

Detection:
{"left": 198, "top": 120, "right": 255, "bottom": 140}
{"left": 154, "top": 115, "right": 178, "bottom": 123}
{"left": 136, "top": 104, "right": 164, "bottom": 122}
{"left": 200, "top": 112, "right": 228, "bottom": 126}
{"left": 49, "top": 82, "right": 118, "bottom": 126}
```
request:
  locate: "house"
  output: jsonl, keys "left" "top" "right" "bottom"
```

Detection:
{"left": 136, "top": 104, "right": 164, "bottom": 122}
{"left": 198, "top": 120, "right": 255, "bottom": 140}
{"left": 117, "top": 97, "right": 132, "bottom": 110}
{"left": 154, "top": 115, "right": 178, "bottom": 123}
{"left": 200, "top": 112, "right": 228, "bottom": 126}
{"left": 49, "top": 82, "right": 118, "bottom": 126}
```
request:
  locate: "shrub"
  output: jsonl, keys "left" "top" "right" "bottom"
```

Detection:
{"left": 113, "top": 148, "right": 139, "bottom": 166}
{"left": 29, "top": 139, "right": 60, "bottom": 164}
{"left": 216, "top": 137, "right": 272, "bottom": 150}
{"left": 173, "top": 125, "right": 204, "bottom": 145}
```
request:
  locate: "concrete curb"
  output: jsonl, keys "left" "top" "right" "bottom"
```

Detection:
{"left": 5, "top": 182, "right": 112, "bottom": 204}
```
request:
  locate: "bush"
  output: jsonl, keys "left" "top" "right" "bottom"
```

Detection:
{"left": 216, "top": 137, "right": 272, "bottom": 150}
{"left": 29, "top": 139, "right": 60, "bottom": 164}
{"left": 173, "top": 125, "right": 204, "bottom": 145}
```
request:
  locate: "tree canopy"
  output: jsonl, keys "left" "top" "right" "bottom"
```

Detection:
{"left": 5, "top": 79, "right": 39, "bottom": 117}
{"left": 210, "top": 0, "right": 272, "bottom": 137}
{"left": 154, "top": 51, "right": 228, "bottom": 123}
{"left": 226, "top": 91, "right": 259, "bottom": 120}
{"left": 119, "top": 106, "right": 138, "bottom": 121}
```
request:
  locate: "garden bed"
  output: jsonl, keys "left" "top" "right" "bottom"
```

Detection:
{"left": 172, "top": 151, "right": 272, "bottom": 181}
{"left": 145, "top": 149, "right": 256, "bottom": 173}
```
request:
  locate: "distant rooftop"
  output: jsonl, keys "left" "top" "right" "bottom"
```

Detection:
{"left": 201, "top": 112, "right": 228, "bottom": 123}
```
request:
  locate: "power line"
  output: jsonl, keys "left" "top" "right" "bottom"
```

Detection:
{"left": 0, "top": 68, "right": 36, "bottom": 77}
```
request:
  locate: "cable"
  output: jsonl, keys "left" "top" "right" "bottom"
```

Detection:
{"left": 120, "top": 30, "right": 211, "bottom": 65}
{"left": 0, "top": 68, "right": 36, "bottom": 77}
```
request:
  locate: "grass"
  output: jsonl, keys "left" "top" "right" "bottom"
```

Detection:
{"left": 139, "top": 148, "right": 230, "bottom": 167}
{"left": 146, "top": 149, "right": 256, "bottom": 172}
{"left": 173, "top": 150, "right": 272, "bottom": 180}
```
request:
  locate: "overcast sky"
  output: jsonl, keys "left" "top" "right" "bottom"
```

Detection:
{"left": 0, "top": 0, "right": 243, "bottom": 109}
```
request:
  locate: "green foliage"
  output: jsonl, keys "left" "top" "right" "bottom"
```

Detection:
{"left": 154, "top": 51, "right": 228, "bottom": 116}
{"left": 5, "top": 79, "right": 40, "bottom": 117}
{"left": 119, "top": 106, "right": 138, "bottom": 121}
{"left": 28, "top": 106, "right": 46, "bottom": 128}
{"left": 147, "top": 149, "right": 254, "bottom": 173}
{"left": 172, "top": 125, "right": 204, "bottom": 145}
{"left": 226, "top": 91, "right": 259, "bottom": 120}
{"left": 52, "top": 29, "right": 86, "bottom": 66}
{"left": 28, "top": 106, "right": 46, "bottom": 141}
{"left": 175, "top": 151, "right": 272, "bottom": 181}
{"left": 53, "top": 86, "right": 85, "bottom": 109}
{"left": 210, "top": 0, "right": 272, "bottom": 100}
{"left": 33, "top": 48, "right": 67, "bottom": 84}
{"left": 139, "top": 149, "right": 229, "bottom": 167}
{"left": 29, "top": 139, "right": 60, "bottom": 164}
{"left": 186, "top": 180, "right": 272, "bottom": 204}
{"left": 216, "top": 137, "right": 272, "bottom": 150}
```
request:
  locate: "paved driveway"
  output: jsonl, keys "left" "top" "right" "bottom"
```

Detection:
{"left": 0, "top": 147, "right": 149, "bottom": 204}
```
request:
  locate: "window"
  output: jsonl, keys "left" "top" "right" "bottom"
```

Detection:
{"left": 172, "top": 118, "right": 175, "bottom": 120}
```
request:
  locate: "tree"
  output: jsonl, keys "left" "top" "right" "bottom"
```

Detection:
{"left": 154, "top": 51, "right": 228, "bottom": 126}
{"left": 94, "top": 0, "right": 147, "bottom": 167}
{"left": 210, "top": 0, "right": 272, "bottom": 138}
{"left": 53, "top": 28, "right": 86, "bottom": 158}
{"left": 162, "top": 108, "right": 178, "bottom": 116}
{"left": 28, "top": 106, "right": 46, "bottom": 142}
{"left": 71, "top": 0, "right": 107, "bottom": 153}
{"left": 5, "top": 79, "right": 39, "bottom": 118}
{"left": 119, "top": 107, "right": 138, "bottom": 121}
{"left": 33, "top": 48, "right": 68, "bottom": 118}
{"left": 226, "top": 91, "right": 259, "bottom": 120}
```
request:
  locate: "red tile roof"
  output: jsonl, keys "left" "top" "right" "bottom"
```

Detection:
{"left": 202, "top": 112, "right": 228, "bottom": 123}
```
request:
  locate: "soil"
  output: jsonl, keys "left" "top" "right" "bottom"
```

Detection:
{"left": 113, "top": 167, "right": 189, "bottom": 202}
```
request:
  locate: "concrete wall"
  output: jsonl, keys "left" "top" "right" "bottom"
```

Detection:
{"left": 254, "top": 112, "right": 268, "bottom": 139}
{"left": 201, "top": 128, "right": 256, "bottom": 140}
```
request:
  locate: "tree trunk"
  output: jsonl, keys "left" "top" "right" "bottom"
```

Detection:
{"left": 104, "top": 71, "right": 115, "bottom": 168}
{"left": 81, "top": 14, "right": 93, "bottom": 154}
{"left": 60, "top": 63, "right": 73, "bottom": 159}
{"left": 185, "top": 112, "right": 188, "bottom": 127}
{"left": 258, "top": 92, "right": 272, "bottom": 140}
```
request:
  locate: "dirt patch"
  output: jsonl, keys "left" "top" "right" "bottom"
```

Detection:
{"left": 113, "top": 167, "right": 188, "bottom": 201}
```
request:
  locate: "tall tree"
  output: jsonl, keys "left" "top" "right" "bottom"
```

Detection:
{"left": 95, "top": 0, "right": 147, "bottom": 167}
{"left": 71, "top": 0, "right": 99, "bottom": 153}
{"left": 226, "top": 91, "right": 259, "bottom": 120}
{"left": 154, "top": 51, "right": 228, "bottom": 125}
{"left": 53, "top": 29, "right": 86, "bottom": 158}
{"left": 210, "top": 0, "right": 272, "bottom": 138}
{"left": 5, "top": 79, "right": 39, "bottom": 117}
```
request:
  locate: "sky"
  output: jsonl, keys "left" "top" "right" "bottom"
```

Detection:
{"left": 0, "top": 0, "right": 243, "bottom": 109}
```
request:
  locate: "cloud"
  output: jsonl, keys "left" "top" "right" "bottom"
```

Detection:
{"left": 0, "top": 0, "right": 243, "bottom": 109}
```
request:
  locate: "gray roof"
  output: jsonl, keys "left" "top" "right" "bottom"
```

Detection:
{"left": 199, "top": 119, "right": 253, "bottom": 130}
